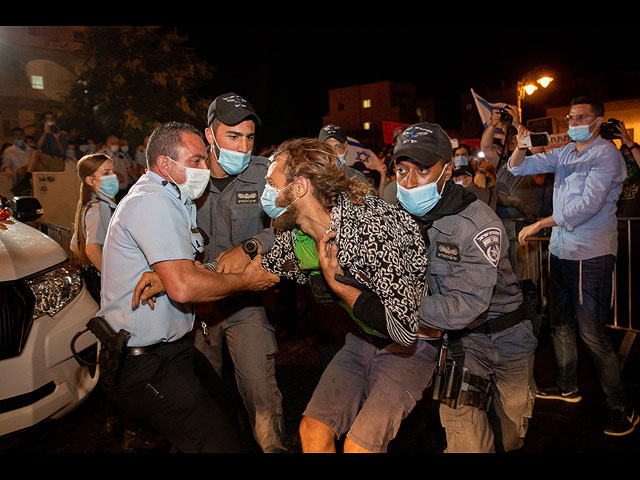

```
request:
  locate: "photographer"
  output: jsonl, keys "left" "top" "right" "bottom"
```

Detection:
{"left": 35, "top": 111, "right": 67, "bottom": 159}
{"left": 509, "top": 96, "right": 637, "bottom": 437}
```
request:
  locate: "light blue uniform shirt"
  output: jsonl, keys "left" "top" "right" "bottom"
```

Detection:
{"left": 98, "top": 170, "right": 204, "bottom": 347}
{"left": 508, "top": 136, "right": 627, "bottom": 260}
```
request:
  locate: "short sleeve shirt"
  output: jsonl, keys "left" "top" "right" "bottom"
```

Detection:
{"left": 98, "top": 171, "right": 204, "bottom": 347}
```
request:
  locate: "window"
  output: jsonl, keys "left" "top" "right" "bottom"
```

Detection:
{"left": 363, "top": 122, "right": 371, "bottom": 130}
{"left": 31, "top": 75, "right": 44, "bottom": 90}
{"left": 416, "top": 107, "right": 423, "bottom": 120}
{"left": 362, "top": 99, "right": 371, "bottom": 109}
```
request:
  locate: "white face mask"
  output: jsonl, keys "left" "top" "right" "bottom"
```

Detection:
{"left": 166, "top": 157, "right": 210, "bottom": 200}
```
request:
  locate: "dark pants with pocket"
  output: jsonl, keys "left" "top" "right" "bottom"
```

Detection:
{"left": 101, "top": 337, "right": 248, "bottom": 453}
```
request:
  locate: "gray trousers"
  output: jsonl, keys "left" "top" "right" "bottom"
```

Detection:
{"left": 194, "top": 305, "right": 285, "bottom": 453}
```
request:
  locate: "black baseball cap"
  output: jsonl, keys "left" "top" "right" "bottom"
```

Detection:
{"left": 207, "top": 92, "right": 262, "bottom": 127}
{"left": 319, "top": 124, "right": 348, "bottom": 144}
{"left": 452, "top": 164, "right": 475, "bottom": 178}
{"left": 392, "top": 122, "right": 452, "bottom": 168}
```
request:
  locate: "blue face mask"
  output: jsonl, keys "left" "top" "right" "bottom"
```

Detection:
{"left": 14, "top": 139, "right": 26, "bottom": 149}
{"left": 453, "top": 155, "right": 468, "bottom": 168}
{"left": 336, "top": 154, "right": 346, "bottom": 167}
{"left": 66, "top": 149, "right": 75, "bottom": 158}
{"left": 396, "top": 166, "right": 446, "bottom": 217}
{"left": 261, "top": 181, "right": 297, "bottom": 218}
{"left": 98, "top": 174, "right": 119, "bottom": 198}
{"left": 212, "top": 133, "right": 251, "bottom": 175}
{"left": 567, "top": 118, "right": 598, "bottom": 143}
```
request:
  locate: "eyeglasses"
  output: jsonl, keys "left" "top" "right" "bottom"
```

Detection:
{"left": 565, "top": 113, "right": 593, "bottom": 123}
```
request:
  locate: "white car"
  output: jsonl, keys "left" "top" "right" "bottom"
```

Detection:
{"left": 0, "top": 198, "right": 99, "bottom": 439}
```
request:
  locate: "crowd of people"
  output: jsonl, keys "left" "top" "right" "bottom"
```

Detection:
{"left": 1, "top": 93, "right": 638, "bottom": 453}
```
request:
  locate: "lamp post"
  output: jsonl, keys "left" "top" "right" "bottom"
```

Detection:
{"left": 516, "top": 73, "right": 554, "bottom": 122}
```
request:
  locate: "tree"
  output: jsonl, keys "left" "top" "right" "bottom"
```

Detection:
{"left": 60, "top": 26, "right": 214, "bottom": 148}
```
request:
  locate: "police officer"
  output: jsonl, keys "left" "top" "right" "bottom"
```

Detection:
{"left": 70, "top": 153, "right": 118, "bottom": 302}
{"left": 194, "top": 93, "right": 286, "bottom": 453}
{"left": 318, "top": 124, "right": 370, "bottom": 185}
{"left": 98, "top": 121, "right": 279, "bottom": 453}
{"left": 392, "top": 122, "right": 538, "bottom": 453}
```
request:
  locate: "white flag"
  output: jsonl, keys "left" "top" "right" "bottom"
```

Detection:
{"left": 345, "top": 136, "right": 378, "bottom": 167}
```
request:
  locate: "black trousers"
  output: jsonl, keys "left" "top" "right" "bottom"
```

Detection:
{"left": 101, "top": 337, "right": 248, "bottom": 453}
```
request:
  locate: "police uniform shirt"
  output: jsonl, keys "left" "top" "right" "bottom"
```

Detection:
{"left": 419, "top": 199, "right": 522, "bottom": 332}
{"left": 196, "top": 155, "right": 274, "bottom": 262}
{"left": 83, "top": 190, "right": 116, "bottom": 245}
{"left": 98, "top": 170, "right": 204, "bottom": 347}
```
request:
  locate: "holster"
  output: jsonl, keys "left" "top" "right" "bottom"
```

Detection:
{"left": 431, "top": 336, "right": 493, "bottom": 411}
{"left": 86, "top": 316, "right": 130, "bottom": 385}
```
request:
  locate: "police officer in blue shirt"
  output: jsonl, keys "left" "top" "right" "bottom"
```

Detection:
{"left": 98, "top": 121, "right": 279, "bottom": 453}
{"left": 193, "top": 93, "right": 287, "bottom": 453}
{"left": 510, "top": 96, "right": 637, "bottom": 437}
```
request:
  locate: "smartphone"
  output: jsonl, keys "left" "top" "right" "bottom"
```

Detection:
{"left": 518, "top": 132, "right": 550, "bottom": 149}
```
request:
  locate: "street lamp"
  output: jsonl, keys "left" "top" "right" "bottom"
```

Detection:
{"left": 516, "top": 69, "right": 554, "bottom": 122}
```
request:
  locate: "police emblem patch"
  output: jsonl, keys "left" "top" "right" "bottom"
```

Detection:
{"left": 473, "top": 227, "right": 501, "bottom": 267}
{"left": 236, "top": 191, "right": 258, "bottom": 204}
{"left": 436, "top": 242, "right": 460, "bottom": 262}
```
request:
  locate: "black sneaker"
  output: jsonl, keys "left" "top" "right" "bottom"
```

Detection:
{"left": 604, "top": 408, "right": 639, "bottom": 436}
{"left": 535, "top": 385, "right": 582, "bottom": 403}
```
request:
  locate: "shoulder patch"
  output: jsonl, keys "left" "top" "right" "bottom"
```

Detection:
{"left": 473, "top": 227, "right": 501, "bottom": 267}
{"left": 436, "top": 242, "right": 460, "bottom": 262}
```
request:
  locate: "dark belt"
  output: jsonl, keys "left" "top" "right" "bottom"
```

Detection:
{"left": 127, "top": 343, "right": 164, "bottom": 356}
{"left": 468, "top": 304, "right": 526, "bottom": 335}
{"left": 126, "top": 335, "right": 186, "bottom": 356}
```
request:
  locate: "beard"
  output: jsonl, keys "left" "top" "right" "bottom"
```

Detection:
{"left": 272, "top": 187, "right": 299, "bottom": 232}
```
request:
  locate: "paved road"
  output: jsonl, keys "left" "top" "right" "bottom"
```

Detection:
{"left": 2, "top": 297, "right": 638, "bottom": 454}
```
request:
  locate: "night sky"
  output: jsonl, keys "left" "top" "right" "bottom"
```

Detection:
{"left": 174, "top": 27, "right": 639, "bottom": 148}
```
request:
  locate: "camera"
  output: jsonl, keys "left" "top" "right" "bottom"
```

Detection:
{"left": 499, "top": 107, "right": 513, "bottom": 124}
{"left": 600, "top": 118, "right": 622, "bottom": 140}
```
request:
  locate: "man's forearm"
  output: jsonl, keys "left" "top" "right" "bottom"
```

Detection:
{"left": 536, "top": 215, "right": 557, "bottom": 229}
{"left": 154, "top": 260, "right": 250, "bottom": 303}
{"left": 509, "top": 147, "right": 528, "bottom": 169}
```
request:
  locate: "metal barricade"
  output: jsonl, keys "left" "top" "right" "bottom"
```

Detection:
{"left": 507, "top": 217, "right": 639, "bottom": 368}
{"left": 37, "top": 222, "right": 74, "bottom": 258}
{"left": 611, "top": 217, "right": 639, "bottom": 368}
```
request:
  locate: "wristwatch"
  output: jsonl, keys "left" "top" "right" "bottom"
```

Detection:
{"left": 241, "top": 238, "right": 260, "bottom": 260}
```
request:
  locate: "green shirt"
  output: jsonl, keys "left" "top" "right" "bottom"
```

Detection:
{"left": 294, "top": 230, "right": 383, "bottom": 338}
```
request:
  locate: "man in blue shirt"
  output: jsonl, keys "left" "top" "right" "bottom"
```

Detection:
{"left": 98, "top": 121, "right": 279, "bottom": 452}
{"left": 509, "top": 96, "right": 637, "bottom": 437}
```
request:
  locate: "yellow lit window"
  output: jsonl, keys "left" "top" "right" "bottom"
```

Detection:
{"left": 363, "top": 99, "right": 371, "bottom": 109}
{"left": 31, "top": 75, "right": 44, "bottom": 90}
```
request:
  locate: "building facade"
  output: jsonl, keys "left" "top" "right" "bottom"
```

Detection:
{"left": 0, "top": 26, "right": 86, "bottom": 143}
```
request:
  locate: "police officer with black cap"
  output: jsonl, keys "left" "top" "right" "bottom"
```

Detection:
{"left": 318, "top": 124, "right": 370, "bottom": 185}
{"left": 392, "top": 122, "right": 538, "bottom": 453}
{"left": 195, "top": 92, "right": 286, "bottom": 453}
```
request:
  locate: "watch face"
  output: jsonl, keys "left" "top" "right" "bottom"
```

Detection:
{"left": 243, "top": 239, "right": 258, "bottom": 257}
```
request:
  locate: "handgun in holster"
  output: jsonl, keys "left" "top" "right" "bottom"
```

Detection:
{"left": 431, "top": 339, "right": 493, "bottom": 411}
{"left": 86, "top": 316, "right": 130, "bottom": 383}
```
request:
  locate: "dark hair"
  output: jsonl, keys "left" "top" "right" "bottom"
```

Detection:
{"left": 146, "top": 121, "right": 202, "bottom": 169}
{"left": 454, "top": 143, "right": 472, "bottom": 157}
{"left": 10, "top": 127, "right": 25, "bottom": 136}
{"left": 570, "top": 96, "right": 605, "bottom": 117}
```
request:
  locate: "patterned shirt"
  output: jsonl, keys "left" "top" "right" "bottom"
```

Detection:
{"left": 261, "top": 193, "right": 428, "bottom": 346}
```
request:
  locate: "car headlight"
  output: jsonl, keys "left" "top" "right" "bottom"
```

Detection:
{"left": 26, "top": 262, "right": 84, "bottom": 319}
